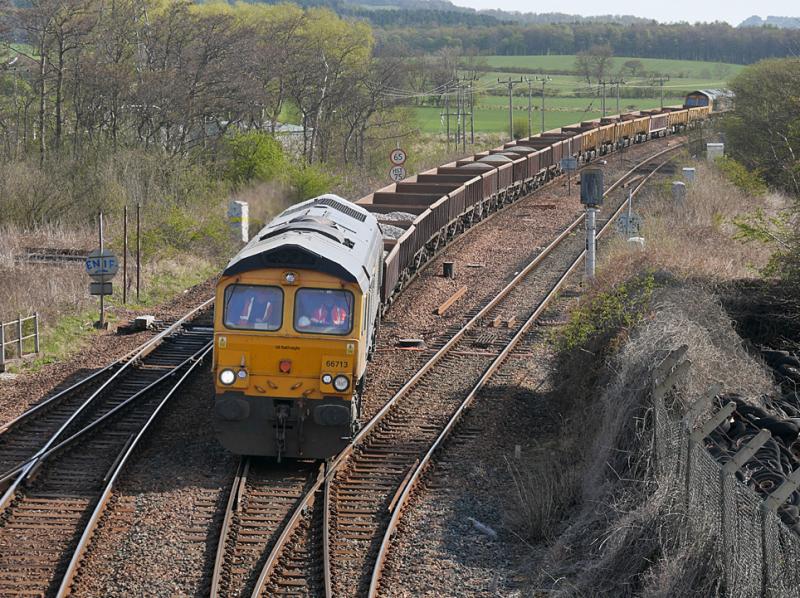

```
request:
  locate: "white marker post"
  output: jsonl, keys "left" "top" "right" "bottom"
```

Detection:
{"left": 580, "top": 168, "right": 604, "bottom": 281}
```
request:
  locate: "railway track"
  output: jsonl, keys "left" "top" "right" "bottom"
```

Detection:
{"left": 366, "top": 155, "right": 677, "bottom": 597}
{"left": 231, "top": 143, "right": 684, "bottom": 598}
{"left": 209, "top": 458, "right": 321, "bottom": 598}
{"left": 0, "top": 303, "right": 214, "bottom": 597}
{"left": 0, "top": 300, "right": 212, "bottom": 499}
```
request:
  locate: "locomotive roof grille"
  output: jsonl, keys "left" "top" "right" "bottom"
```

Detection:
{"left": 259, "top": 215, "right": 355, "bottom": 248}
{"left": 279, "top": 195, "right": 367, "bottom": 222}
{"left": 315, "top": 196, "right": 367, "bottom": 222}
{"left": 223, "top": 193, "right": 378, "bottom": 291}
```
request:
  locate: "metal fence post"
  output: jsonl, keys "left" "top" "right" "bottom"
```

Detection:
{"left": 34, "top": 313, "right": 40, "bottom": 354}
{"left": 16, "top": 314, "right": 23, "bottom": 358}
{"left": 0, "top": 322, "right": 5, "bottom": 371}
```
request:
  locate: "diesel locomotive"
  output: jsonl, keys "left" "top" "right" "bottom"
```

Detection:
{"left": 213, "top": 93, "right": 729, "bottom": 460}
{"left": 213, "top": 195, "right": 383, "bottom": 460}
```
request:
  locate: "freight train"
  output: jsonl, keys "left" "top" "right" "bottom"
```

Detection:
{"left": 212, "top": 95, "right": 728, "bottom": 460}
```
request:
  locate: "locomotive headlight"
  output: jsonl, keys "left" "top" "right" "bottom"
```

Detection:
{"left": 321, "top": 373, "right": 333, "bottom": 385}
{"left": 333, "top": 375, "right": 350, "bottom": 392}
{"left": 219, "top": 369, "right": 236, "bottom": 385}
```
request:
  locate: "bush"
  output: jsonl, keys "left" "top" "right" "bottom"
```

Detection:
{"left": 512, "top": 116, "right": 529, "bottom": 140}
{"left": 224, "top": 131, "right": 286, "bottom": 185}
{"left": 289, "top": 164, "right": 339, "bottom": 202}
{"left": 715, "top": 156, "right": 767, "bottom": 196}
{"left": 557, "top": 272, "right": 656, "bottom": 351}
{"left": 138, "top": 205, "right": 236, "bottom": 260}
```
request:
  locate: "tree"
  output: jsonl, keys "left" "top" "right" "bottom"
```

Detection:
{"left": 224, "top": 131, "right": 286, "bottom": 185}
{"left": 589, "top": 44, "right": 614, "bottom": 83}
{"left": 574, "top": 45, "right": 614, "bottom": 84}
{"left": 623, "top": 59, "right": 644, "bottom": 77}
{"left": 574, "top": 51, "right": 592, "bottom": 84}
{"left": 725, "top": 58, "right": 800, "bottom": 196}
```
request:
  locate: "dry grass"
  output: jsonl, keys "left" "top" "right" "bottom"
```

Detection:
{"left": 232, "top": 180, "right": 296, "bottom": 233}
{"left": 0, "top": 222, "right": 220, "bottom": 368}
{"left": 599, "top": 161, "right": 789, "bottom": 288}
{"left": 535, "top": 285, "right": 775, "bottom": 596}
{"left": 0, "top": 224, "right": 97, "bottom": 326}
{"left": 505, "top": 454, "right": 581, "bottom": 542}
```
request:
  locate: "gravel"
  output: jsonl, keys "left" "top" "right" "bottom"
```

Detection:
{"left": 70, "top": 369, "right": 236, "bottom": 597}
{"left": 1, "top": 138, "right": 680, "bottom": 596}
{"left": 380, "top": 211, "right": 416, "bottom": 222}
{"left": 381, "top": 224, "right": 407, "bottom": 240}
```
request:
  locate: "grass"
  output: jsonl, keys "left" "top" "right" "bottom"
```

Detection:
{"left": 0, "top": 222, "right": 226, "bottom": 373}
{"left": 600, "top": 159, "right": 788, "bottom": 284}
{"left": 413, "top": 106, "right": 634, "bottom": 134}
{"left": 408, "top": 54, "right": 740, "bottom": 135}
{"left": 481, "top": 55, "right": 744, "bottom": 80}
{"left": 516, "top": 155, "right": 783, "bottom": 595}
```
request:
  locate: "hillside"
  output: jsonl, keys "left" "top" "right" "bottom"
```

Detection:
{"left": 739, "top": 15, "right": 800, "bottom": 28}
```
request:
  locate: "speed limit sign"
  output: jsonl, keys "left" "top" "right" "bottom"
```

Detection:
{"left": 390, "top": 148, "right": 407, "bottom": 165}
{"left": 389, "top": 166, "right": 407, "bottom": 181}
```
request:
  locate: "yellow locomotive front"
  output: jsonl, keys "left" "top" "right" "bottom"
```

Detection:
{"left": 213, "top": 195, "right": 383, "bottom": 460}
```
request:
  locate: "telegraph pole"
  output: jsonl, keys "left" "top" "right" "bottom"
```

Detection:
{"left": 600, "top": 81, "right": 607, "bottom": 117}
{"left": 537, "top": 77, "right": 550, "bottom": 133}
{"left": 526, "top": 77, "right": 533, "bottom": 138}
{"left": 469, "top": 82, "right": 474, "bottom": 144}
{"left": 462, "top": 80, "right": 467, "bottom": 151}
{"left": 499, "top": 77, "right": 523, "bottom": 139}
{"left": 443, "top": 83, "right": 450, "bottom": 148}
{"left": 654, "top": 74, "right": 670, "bottom": 109}
{"left": 455, "top": 81, "right": 461, "bottom": 149}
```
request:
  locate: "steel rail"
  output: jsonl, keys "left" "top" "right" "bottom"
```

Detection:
{"left": 249, "top": 466, "right": 326, "bottom": 598}
{"left": 322, "top": 474, "right": 333, "bottom": 598}
{"left": 0, "top": 298, "right": 214, "bottom": 510}
{"left": 247, "top": 142, "right": 685, "bottom": 598}
{"left": 55, "top": 342, "right": 213, "bottom": 597}
{"left": 0, "top": 341, "right": 208, "bottom": 489}
{"left": 0, "top": 297, "right": 211, "bottom": 435}
{"left": 366, "top": 154, "right": 679, "bottom": 597}
{"left": 210, "top": 457, "right": 248, "bottom": 597}
{"left": 382, "top": 138, "right": 682, "bottom": 310}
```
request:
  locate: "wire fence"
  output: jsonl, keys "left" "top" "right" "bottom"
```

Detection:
{"left": 653, "top": 347, "right": 800, "bottom": 597}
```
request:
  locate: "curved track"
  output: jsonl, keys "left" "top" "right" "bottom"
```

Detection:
{"left": 0, "top": 304, "right": 213, "bottom": 597}
{"left": 239, "top": 143, "right": 683, "bottom": 598}
{"left": 366, "top": 150, "right": 678, "bottom": 598}
{"left": 0, "top": 301, "right": 213, "bottom": 497}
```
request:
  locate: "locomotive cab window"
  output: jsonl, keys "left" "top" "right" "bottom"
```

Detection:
{"left": 224, "top": 284, "right": 284, "bottom": 331}
{"left": 294, "top": 288, "right": 354, "bottom": 335}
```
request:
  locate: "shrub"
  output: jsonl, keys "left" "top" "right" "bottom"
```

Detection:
{"left": 715, "top": 156, "right": 767, "bottom": 196}
{"left": 289, "top": 164, "right": 339, "bottom": 202}
{"left": 138, "top": 205, "right": 236, "bottom": 260}
{"left": 557, "top": 272, "right": 656, "bottom": 351}
{"left": 512, "top": 116, "right": 529, "bottom": 140}
{"left": 224, "top": 131, "right": 286, "bottom": 185}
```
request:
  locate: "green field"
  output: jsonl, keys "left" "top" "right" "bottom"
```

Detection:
{"left": 474, "top": 71, "right": 731, "bottom": 96}
{"left": 414, "top": 106, "right": 617, "bottom": 135}
{"left": 482, "top": 55, "right": 744, "bottom": 79}
{"left": 411, "top": 54, "right": 740, "bottom": 135}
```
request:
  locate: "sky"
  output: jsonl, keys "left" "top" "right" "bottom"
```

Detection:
{"left": 449, "top": 0, "right": 798, "bottom": 26}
